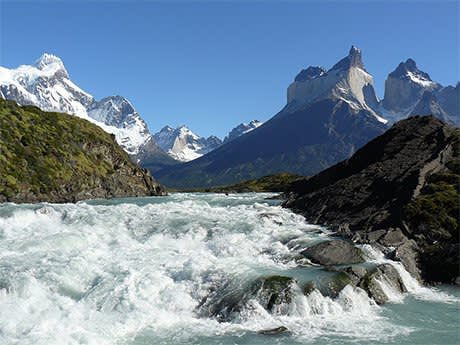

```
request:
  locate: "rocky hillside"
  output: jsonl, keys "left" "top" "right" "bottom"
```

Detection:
{"left": 0, "top": 99, "right": 166, "bottom": 203}
{"left": 0, "top": 53, "right": 172, "bottom": 166}
{"left": 283, "top": 115, "right": 459, "bottom": 284}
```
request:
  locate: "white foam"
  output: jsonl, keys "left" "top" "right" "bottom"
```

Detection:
{"left": 0, "top": 194, "right": 423, "bottom": 344}
{"left": 360, "top": 244, "right": 460, "bottom": 304}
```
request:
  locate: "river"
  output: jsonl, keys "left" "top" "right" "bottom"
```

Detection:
{"left": 0, "top": 193, "right": 458, "bottom": 345}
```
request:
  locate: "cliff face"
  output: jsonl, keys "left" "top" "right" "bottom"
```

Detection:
{"left": 283, "top": 116, "right": 459, "bottom": 284}
{"left": 0, "top": 99, "right": 166, "bottom": 203}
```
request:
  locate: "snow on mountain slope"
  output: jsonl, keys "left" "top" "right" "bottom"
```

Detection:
{"left": 87, "top": 96, "right": 152, "bottom": 154}
{"left": 0, "top": 54, "right": 152, "bottom": 155}
{"left": 382, "top": 58, "right": 441, "bottom": 121}
{"left": 286, "top": 46, "right": 385, "bottom": 123}
{"left": 0, "top": 54, "right": 92, "bottom": 117}
{"left": 223, "top": 120, "right": 263, "bottom": 143}
{"left": 153, "top": 125, "right": 222, "bottom": 162}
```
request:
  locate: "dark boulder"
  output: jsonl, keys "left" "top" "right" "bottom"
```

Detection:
{"left": 359, "top": 264, "right": 407, "bottom": 305}
{"left": 301, "top": 240, "right": 365, "bottom": 266}
{"left": 198, "top": 275, "right": 295, "bottom": 322}
{"left": 258, "top": 326, "right": 289, "bottom": 336}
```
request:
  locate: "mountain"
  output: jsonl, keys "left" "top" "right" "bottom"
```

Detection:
{"left": 155, "top": 47, "right": 388, "bottom": 188}
{"left": 284, "top": 46, "right": 385, "bottom": 123}
{"left": 153, "top": 120, "right": 264, "bottom": 161}
{"left": 410, "top": 91, "right": 451, "bottom": 124}
{"left": 0, "top": 99, "right": 166, "bottom": 203}
{"left": 153, "top": 125, "right": 222, "bottom": 162}
{"left": 381, "top": 59, "right": 459, "bottom": 125}
{"left": 283, "top": 115, "right": 459, "bottom": 284}
{"left": 0, "top": 53, "right": 171, "bottom": 162}
{"left": 223, "top": 120, "right": 263, "bottom": 143}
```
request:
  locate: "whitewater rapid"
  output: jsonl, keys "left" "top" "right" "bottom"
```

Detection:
{"left": 0, "top": 193, "right": 458, "bottom": 345}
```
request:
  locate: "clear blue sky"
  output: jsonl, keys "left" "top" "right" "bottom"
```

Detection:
{"left": 0, "top": 0, "right": 458, "bottom": 138}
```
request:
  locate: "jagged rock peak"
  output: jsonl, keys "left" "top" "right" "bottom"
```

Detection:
{"left": 34, "top": 53, "right": 68, "bottom": 78}
{"left": 153, "top": 125, "right": 222, "bottom": 162}
{"left": 389, "top": 58, "right": 432, "bottom": 82}
{"left": 224, "top": 119, "right": 263, "bottom": 143}
{"left": 159, "top": 125, "right": 174, "bottom": 132}
{"left": 295, "top": 66, "right": 327, "bottom": 82}
{"left": 99, "top": 95, "right": 136, "bottom": 113}
{"left": 35, "top": 53, "right": 64, "bottom": 68}
{"left": 330, "top": 45, "right": 365, "bottom": 71}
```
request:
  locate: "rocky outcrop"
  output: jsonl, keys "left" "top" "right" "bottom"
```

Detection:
{"left": 258, "top": 326, "right": 289, "bottom": 336}
{"left": 358, "top": 264, "right": 407, "bottom": 305}
{"left": 283, "top": 115, "right": 459, "bottom": 284}
{"left": 302, "top": 263, "right": 407, "bottom": 305}
{"left": 301, "top": 240, "right": 364, "bottom": 266}
{"left": 198, "top": 275, "right": 295, "bottom": 322}
{"left": 0, "top": 99, "right": 166, "bottom": 203}
{"left": 383, "top": 59, "right": 440, "bottom": 113}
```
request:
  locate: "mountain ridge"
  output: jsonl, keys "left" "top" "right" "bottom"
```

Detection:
{"left": 155, "top": 47, "right": 390, "bottom": 187}
{"left": 153, "top": 125, "right": 222, "bottom": 162}
{"left": 0, "top": 53, "right": 170, "bottom": 163}
{"left": 154, "top": 46, "right": 458, "bottom": 188}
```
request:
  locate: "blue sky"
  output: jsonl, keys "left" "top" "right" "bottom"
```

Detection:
{"left": 0, "top": 0, "right": 458, "bottom": 138}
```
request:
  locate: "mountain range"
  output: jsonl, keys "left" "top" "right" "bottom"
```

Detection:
{"left": 1, "top": 48, "right": 458, "bottom": 189}
{"left": 0, "top": 54, "right": 264, "bottom": 166}
{"left": 153, "top": 125, "right": 222, "bottom": 162}
{"left": 155, "top": 46, "right": 459, "bottom": 188}
{"left": 0, "top": 53, "right": 178, "bottom": 170}
{"left": 152, "top": 120, "right": 263, "bottom": 162}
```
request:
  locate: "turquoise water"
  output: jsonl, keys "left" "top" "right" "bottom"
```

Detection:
{"left": 0, "top": 193, "right": 458, "bottom": 345}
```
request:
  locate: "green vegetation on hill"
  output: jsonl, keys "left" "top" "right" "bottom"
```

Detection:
{"left": 176, "top": 173, "right": 306, "bottom": 193}
{"left": 0, "top": 99, "right": 164, "bottom": 203}
{"left": 403, "top": 128, "right": 460, "bottom": 283}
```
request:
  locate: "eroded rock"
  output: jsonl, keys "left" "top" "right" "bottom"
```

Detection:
{"left": 301, "top": 240, "right": 365, "bottom": 266}
{"left": 359, "top": 264, "right": 407, "bottom": 305}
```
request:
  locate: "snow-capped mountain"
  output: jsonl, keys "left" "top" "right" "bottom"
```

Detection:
{"left": 381, "top": 59, "right": 458, "bottom": 125}
{"left": 223, "top": 120, "right": 263, "bottom": 143}
{"left": 381, "top": 58, "right": 440, "bottom": 121}
{"left": 156, "top": 46, "right": 389, "bottom": 188}
{"left": 0, "top": 53, "right": 153, "bottom": 155}
{"left": 0, "top": 54, "right": 92, "bottom": 116}
{"left": 284, "top": 49, "right": 458, "bottom": 125}
{"left": 285, "top": 46, "right": 386, "bottom": 123}
{"left": 153, "top": 125, "right": 222, "bottom": 162}
{"left": 87, "top": 96, "right": 152, "bottom": 153}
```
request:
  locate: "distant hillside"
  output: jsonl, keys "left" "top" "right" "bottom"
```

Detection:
{"left": 179, "top": 173, "right": 305, "bottom": 193}
{"left": 0, "top": 99, "right": 166, "bottom": 203}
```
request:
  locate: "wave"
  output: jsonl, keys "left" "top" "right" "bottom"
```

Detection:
{"left": 0, "top": 194, "right": 454, "bottom": 344}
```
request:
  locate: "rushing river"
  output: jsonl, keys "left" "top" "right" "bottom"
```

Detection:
{"left": 0, "top": 193, "right": 458, "bottom": 345}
